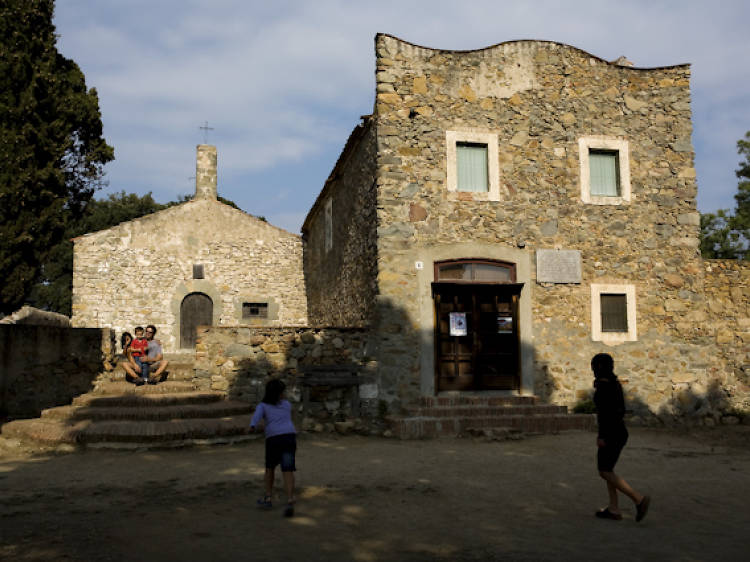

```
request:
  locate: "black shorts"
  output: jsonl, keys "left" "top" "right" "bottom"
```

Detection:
{"left": 265, "top": 433, "right": 297, "bottom": 471}
{"left": 597, "top": 433, "right": 628, "bottom": 472}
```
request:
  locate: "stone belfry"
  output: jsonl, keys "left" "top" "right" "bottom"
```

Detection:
{"left": 195, "top": 144, "right": 217, "bottom": 200}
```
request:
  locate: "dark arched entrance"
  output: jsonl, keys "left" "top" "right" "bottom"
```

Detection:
{"left": 180, "top": 292, "right": 213, "bottom": 349}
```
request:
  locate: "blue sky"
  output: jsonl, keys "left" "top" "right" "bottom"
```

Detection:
{"left": 54, "top": 0, "right": 749, "bottom": 233}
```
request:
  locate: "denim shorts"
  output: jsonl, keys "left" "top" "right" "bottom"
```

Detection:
{"left": 265, "top": 433, "right": 297, "bottom": 471}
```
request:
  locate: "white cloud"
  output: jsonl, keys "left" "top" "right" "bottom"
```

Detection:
{"left": 54, "top": 0, "right": 750, "bottom": 232}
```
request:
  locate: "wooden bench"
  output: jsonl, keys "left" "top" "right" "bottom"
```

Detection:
{"left": 301, "top": 365, "right": 361, "bottom": 417}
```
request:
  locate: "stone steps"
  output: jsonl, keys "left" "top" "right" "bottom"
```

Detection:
{"left": 91, "top": 381, "right": 198, "bottom": 395}
{"left": 40, "top": 400, "right": 252, "bottom": 422}
{"left": 387, "top": 395, "right": 595, "bottom": 439}
{"left": 72, "top": 390, "right": 225, "bottom": 408}
{"left": 1, "top": 415, "right": 254, "bottom": 448}
{"left": 1, "top": 352, "right": 258, "bottom": 449}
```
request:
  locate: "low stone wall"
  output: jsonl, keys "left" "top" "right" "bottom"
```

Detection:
{"left": 704, "top": 260, "right": 750, "bottom": 405}
{"left": 194, "top": 326, "right": 378, "bottom": 425}
{"left": 0, "top": 325, "right": 114, "bottom": 419}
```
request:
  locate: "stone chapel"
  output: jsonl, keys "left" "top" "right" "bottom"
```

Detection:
{"left": 71, "top": 145, "right": 308, "bottom": 351}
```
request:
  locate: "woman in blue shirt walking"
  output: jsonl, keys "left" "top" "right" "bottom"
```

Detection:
{"left": 250, "top": 378, "right": 297, "bottom": 517}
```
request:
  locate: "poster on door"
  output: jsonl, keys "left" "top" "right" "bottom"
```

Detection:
{"left": 449, "top": 312, "right": 467, "bottom": 336}
{"left": 497, "top": 315, "right": 513, "bottom": 333}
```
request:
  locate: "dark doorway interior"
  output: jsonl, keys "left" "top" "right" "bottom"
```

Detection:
{"left": 180, "top": 292, "right": 213, "bottom": 348}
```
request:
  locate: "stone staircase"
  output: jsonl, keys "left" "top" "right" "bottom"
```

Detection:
{"left": 387, "top": 395, "right": 595, "bottom": 439}
{"left": 1, "top": 356, "right": 255, "bottom": 450}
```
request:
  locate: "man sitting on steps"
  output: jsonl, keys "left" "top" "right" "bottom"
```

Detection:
{"left": 141, "top": 324, "right": 169, "bottom": 384}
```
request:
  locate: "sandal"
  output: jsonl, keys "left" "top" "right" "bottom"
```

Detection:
{"left": 257, "top": 496, "right": 272, "bottom": 510}
{"left": 636, "top": 495, "right": 651, "bottom": 522}
{"left": 595, "top": 508, "right": 623, "bottom": 520}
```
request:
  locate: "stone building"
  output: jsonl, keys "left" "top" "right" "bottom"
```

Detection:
{"left": 71, "top": 34, "right": 748, "bottom": 422}
{"left": 302, "top": 34, "right": 749, "bottom": 418}
{"left": 71, "top": 145, "right": 308, "bottom": 352}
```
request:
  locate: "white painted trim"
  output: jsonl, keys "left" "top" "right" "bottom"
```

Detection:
{"left": 446, "top": 129, "right": 500, "bottom": 201}
{"left": 579, "top": 136, "right": 631, "bottom": 205}
{"left": 590, "top": 283, "right": 637, "bottom": 343}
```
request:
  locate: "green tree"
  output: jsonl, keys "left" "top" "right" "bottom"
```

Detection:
{"left": 700, "top": 131, "right": 750, "bottom": 260}
{"left": 29, "top": 192, "right": 168, "bottom": 314}
{"left": 0, "top": 0, "right": 114, "bottom": 315}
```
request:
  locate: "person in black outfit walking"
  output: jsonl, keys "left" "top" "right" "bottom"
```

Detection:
{"left": 592, "top": 353, "right": 651, "bottom": 522}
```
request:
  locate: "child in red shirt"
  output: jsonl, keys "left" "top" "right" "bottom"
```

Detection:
{"left": 128, "top": 326, "right": 149, "bottom": 385}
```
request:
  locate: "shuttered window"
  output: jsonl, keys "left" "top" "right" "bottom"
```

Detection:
{"left": 589, "top": 150, "right": 619, "bottom": 196}
{"left": 456, "top": 143, "right": 489, "bottom": 192}
{"left": 600, "top": 294, "right": 628, "bottom": 332}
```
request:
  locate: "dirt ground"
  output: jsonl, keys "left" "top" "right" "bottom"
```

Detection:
{"left": 1, "top": 426, "right": 749, "bottom": 562}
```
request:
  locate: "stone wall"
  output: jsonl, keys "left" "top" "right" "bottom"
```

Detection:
{"left": 193, "top": 326, "right": 378, "bottom": 421}
{"left": 0, "top": 325, "right": 114, "bottom": 418}
{"left": 303, "top": 120, "right": 379, "bottom": 326}
{"left": 368, "top": 34, "right": 716, "bottom": 413}
{"left": 704, "top": 260, "right": 750, "bottom": 404}
{"left": 72, "top": 198, "right": 308, "bottom": 351}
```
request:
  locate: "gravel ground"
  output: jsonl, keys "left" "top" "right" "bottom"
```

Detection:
{"left": 1, "top": 426, "right": 749, "bottom": 561}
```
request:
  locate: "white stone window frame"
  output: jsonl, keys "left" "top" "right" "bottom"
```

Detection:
{"left": 590, "top": 283, "right": 637, "bottom": 344}
{"left": 446, "top": 130, "right": 500, "bottom": 202}
{"left": 324, "top": 197, "right": 333, "bottom": 253}
{"left": 579, "top": 136, "right": 631, "bottom": 205}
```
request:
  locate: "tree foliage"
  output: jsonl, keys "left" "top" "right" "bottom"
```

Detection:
{"left": 700, "top": 131, "right": 750, "bottom": 260}
{"left": 0, "top": 0, "right": 114, "bottom": 314}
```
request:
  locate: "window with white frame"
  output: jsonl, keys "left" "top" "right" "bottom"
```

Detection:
{"left": 590, "top": 283, "right": 637, "bottom": 343}
{"left": 446, "top": 130, "right": 499, "bottom": 201}
{"left": 579, "top": 137, "right": 631, "bottom": 205}
{"left": 324, "top": 197, "right": 332, "bottom": 253}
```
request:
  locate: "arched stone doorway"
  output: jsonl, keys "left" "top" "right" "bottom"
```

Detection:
{"left": 180, "top": 292, "right": 213, "bottom": 349}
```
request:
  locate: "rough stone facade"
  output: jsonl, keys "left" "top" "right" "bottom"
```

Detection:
{"left": 0, "top": 325, "right": 114, "bottom": 418}
{"left": 303, "top": 122, "right": 379, "bottom": 327}
{"left": 194, "top": 326, "right": 377, "bottom": 423}
{"left": 303, "top": 34, "right": 750, "bottom": 421}
{"left": 72, "top": 146, "right": 308, "bottom": 352}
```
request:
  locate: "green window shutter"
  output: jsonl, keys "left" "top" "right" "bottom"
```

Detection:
{"left": 590, "top": 151, "right": 619, "bottom": 196}
{"left": 457, "top": 143, "right": 489, "bottom": 192}
{"left": 601, "top": 294, "right": 628, "bottom": 332}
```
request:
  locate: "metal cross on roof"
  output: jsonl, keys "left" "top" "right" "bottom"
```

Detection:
{"left": 199, "top": 121, "right": 214, "bottom": 144}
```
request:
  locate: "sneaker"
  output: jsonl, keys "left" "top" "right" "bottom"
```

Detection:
{"left": 147, "top": 378, "right": 158, "bottom": 385}
{"left": 135, "top": 378, "right": 145, "bottom": 387}
{"left": 257, "top": 496, "right": 272, "bottom": 510}
{"left": 283, "top": 503, "right": 294, "bottom": 518}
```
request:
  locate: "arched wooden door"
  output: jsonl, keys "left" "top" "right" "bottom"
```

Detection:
{"left": 180, "top": 292, "right": 213, "bottom": 348}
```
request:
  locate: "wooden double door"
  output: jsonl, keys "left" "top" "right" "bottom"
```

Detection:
{"left": 433, "top": 282, "right": 523, "bottom": 391}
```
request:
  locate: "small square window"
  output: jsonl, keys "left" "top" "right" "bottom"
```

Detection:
{"left": 242, "top": 302, "right": 268, "bottom": 318}
{"left": 193, "top": 264, "right": 204, "bottom": 279}
{"left": 579, "top": 137, "right": 630, "bottom": 205}
{"left": 456, "top": 142, "right": 489, "bottom": 192}
{"left": 589, "top": 150, "right": 620, "bottom": 197}
{"left": 591, "top": 283, "right": 637, "bottom": 343}
{"left": 600, "top": 293, "right": 628, "bottom": 332}
{"left": 445, "top": 130, "right": 500, "bottom": 201}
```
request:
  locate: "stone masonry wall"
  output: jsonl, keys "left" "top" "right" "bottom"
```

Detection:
{"left": 72, "top": 199, "right": 307, "bottom": 351}
{"left": 369, "top": 34, "right": 725, "bottom": 416}
{"left": 194, "top": 326, "right": 377, "bottom": 424}
{"left": 303, "top": 121, "right": 379, "bottom": 326}
{"left": 0, "top": 325, "right": 114, "bottom": 418}
{"left": 704, "top": 260, "right": 750, "bottom": 406}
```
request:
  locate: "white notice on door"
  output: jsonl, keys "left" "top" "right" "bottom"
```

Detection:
{"left": 449, "top": 312, "right": 467, "bottom": 336}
